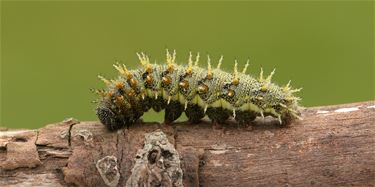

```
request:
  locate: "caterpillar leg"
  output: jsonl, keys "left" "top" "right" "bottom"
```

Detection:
{"left": 185, "top": 103, "right": 205, "bottom": 123}
{"left": 151, "top": 97, "right": 166, "bottom": 112}
{"left": 206, "top": 107, "right": 230, "bottom": 124}
{"left": 235, "top": 110, "right": 257, "bottom": 126}
{"left": 139, "top": 97, "right": 152, "bottom": 112}
{"left": 164, "top": 101, "right": 184, "bottom": 124}
{"left": 280, "top": 113, "right": 295, "bottom": 126}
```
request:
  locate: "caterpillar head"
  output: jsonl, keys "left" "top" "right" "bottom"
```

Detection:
{"left": 96, "top": 106, "right": 129, "bottom": 130}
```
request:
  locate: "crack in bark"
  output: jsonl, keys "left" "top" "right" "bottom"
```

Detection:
{"left": 116, "top": 130, "right": 123, "bottom": 182}
{"left": 197, "top": 150, "right": 206, "bottom": 187}
{"left": 35, "top": 129, "right": 39, "bottom": 146}
{"left": 67, "top": 122, "right": 75, "bottom": 147}
{"left": 173, "top": 125, "right": 178, "bottom": 151}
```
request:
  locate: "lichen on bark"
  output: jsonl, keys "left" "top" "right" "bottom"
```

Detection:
{"left": 126, "top": 129, "right": 183, "bottom": 187}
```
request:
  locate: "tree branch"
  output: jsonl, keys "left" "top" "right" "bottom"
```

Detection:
{"left": 1, "top": 101, "right": 374, "bottom": 187}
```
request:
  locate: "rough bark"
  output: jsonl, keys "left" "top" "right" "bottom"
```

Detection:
{"left": 0, "top": 101, "right": 374, "bottom": 187}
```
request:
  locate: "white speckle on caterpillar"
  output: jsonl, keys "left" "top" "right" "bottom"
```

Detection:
{"left": 367, "top": 105, "right": 375, "bottom": 109}
{"left": 93, "top": 50, "right": 302, "bottom": 130}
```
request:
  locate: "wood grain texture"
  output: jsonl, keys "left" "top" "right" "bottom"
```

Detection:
{"left": 0, "top": 101, "right": 374, "bottom": 187}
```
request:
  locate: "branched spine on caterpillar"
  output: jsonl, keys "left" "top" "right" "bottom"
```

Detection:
{"left": 94, "top": 50, "right": 302, "bottom": 130}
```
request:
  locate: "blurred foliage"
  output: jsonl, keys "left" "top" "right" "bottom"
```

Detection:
{"left": 1, "top": 1, "right": 373, "bottom": 129}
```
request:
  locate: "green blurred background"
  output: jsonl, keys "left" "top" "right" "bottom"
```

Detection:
{"left": 1, "top": 1, "right": 374, "bottom": 129}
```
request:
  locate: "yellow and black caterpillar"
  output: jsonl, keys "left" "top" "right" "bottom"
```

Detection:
{"left": 94, "top": 50, "right": 302, "bottom": 130}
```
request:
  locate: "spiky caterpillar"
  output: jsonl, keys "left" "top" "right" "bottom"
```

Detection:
{"left": 94, "top": 50, "right": 302, "bottom": 130}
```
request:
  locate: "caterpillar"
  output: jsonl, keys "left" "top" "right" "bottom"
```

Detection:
{"left": 93, "top": 50, "right": 302, "bottom": 131}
